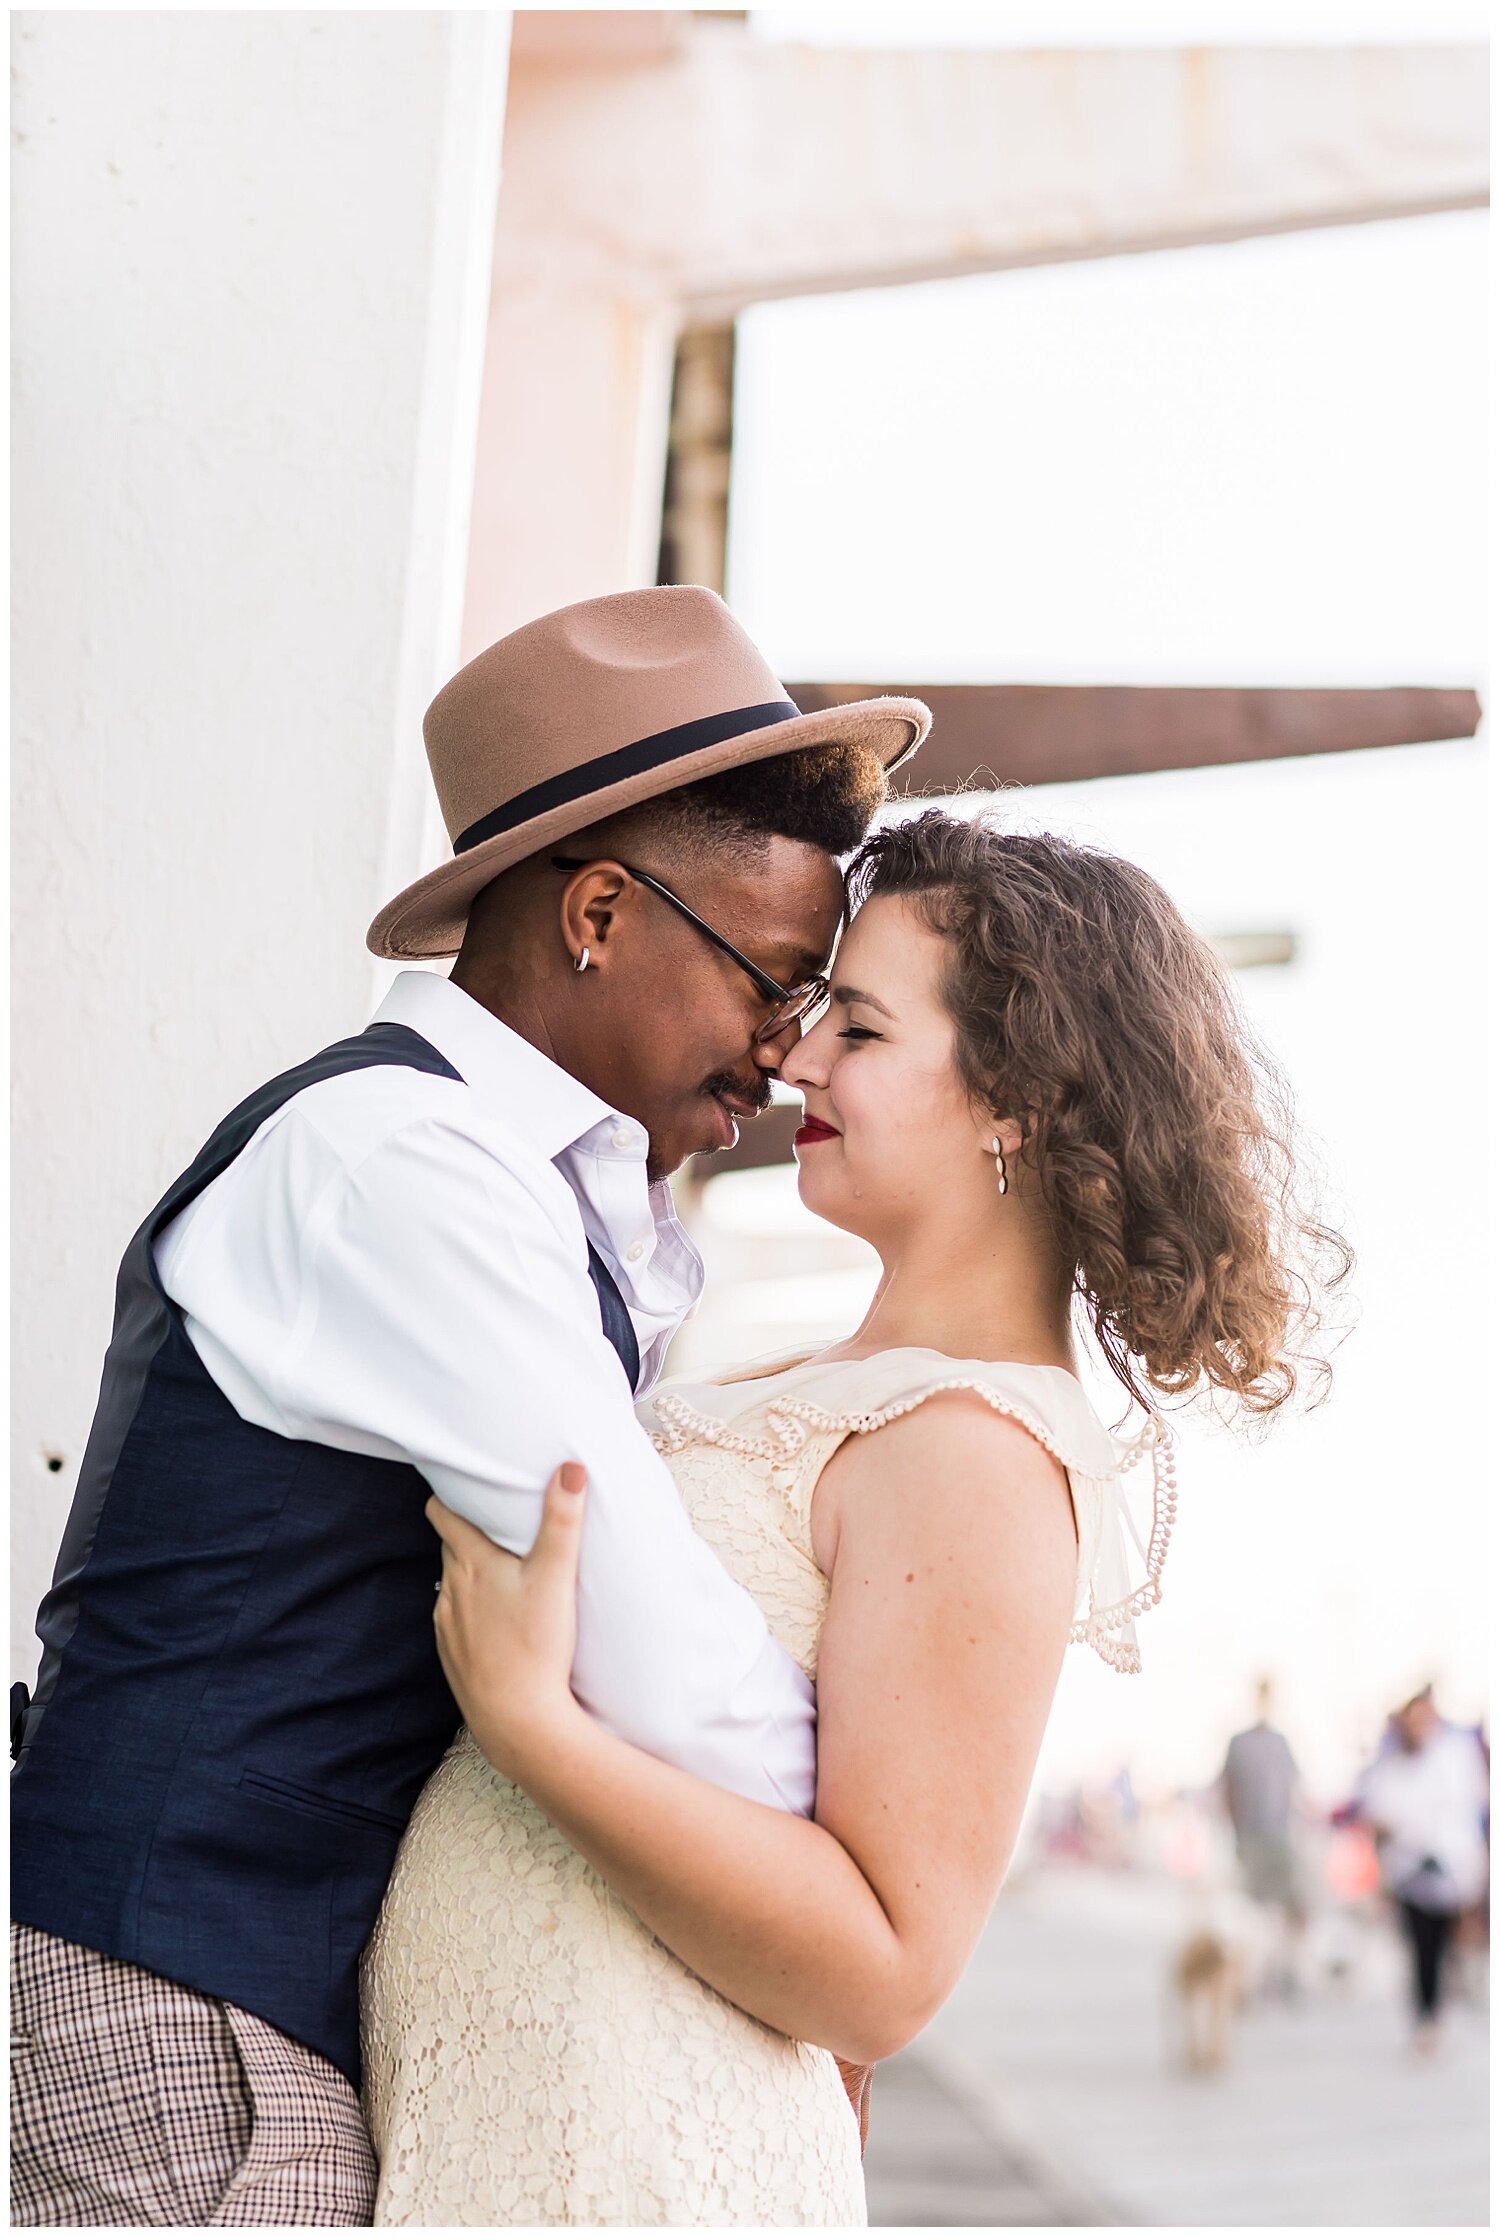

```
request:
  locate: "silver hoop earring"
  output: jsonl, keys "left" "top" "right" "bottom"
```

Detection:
{"left": 991, "top": 1136, "right": 1008, "bottom": 1196}
{"left": 575, "top": 946, "right": 590, "bottom": 974}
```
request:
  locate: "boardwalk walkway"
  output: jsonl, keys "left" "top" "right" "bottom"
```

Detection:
{"left": 863, "top": 1865, "right": 1488, "bottom": 2227}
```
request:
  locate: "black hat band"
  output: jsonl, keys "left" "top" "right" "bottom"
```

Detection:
{"left": 453, "top": 698, "right": 802, "bottom": 857}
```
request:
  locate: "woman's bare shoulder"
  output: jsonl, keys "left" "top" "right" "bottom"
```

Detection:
{"left": 812, "top": 1383, "right": 1074, "bottom": 1576}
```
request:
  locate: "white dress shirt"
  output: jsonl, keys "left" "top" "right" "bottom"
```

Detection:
{"left": 152, "top": 969, "right": 816, "bottom": 1816}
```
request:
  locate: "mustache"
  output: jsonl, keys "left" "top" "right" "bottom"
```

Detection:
{"left": 700, "top": 1070, "right": 772, "bottom": 1116}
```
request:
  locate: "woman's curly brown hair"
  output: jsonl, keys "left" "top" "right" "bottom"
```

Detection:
{"left": 846, "top": 807, "right": 1354, "bottom": 1424}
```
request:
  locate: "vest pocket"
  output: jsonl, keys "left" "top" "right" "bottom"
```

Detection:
{"left": 238, "top": 1770, "right": 406, "bottom": 1835}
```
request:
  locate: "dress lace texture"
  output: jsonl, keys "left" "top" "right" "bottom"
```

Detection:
{"left": 359, "top": 1348, "right": 1170, "bottom": 2226}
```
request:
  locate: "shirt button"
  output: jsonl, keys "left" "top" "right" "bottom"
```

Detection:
{"left": 626, "top": 1240, "right": 647, "bottom": 1263}
{"left": 611, "top": 1127, "right": 635, "bottom": 1151}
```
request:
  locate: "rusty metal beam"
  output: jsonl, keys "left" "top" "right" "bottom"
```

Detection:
{"left": 787, "top": 684, "right": 1482, "bottom": 792}
{"left": 657, "top": 322, "right": 735, "bottom": 597}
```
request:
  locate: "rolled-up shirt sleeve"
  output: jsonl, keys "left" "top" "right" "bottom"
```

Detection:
{"left": 160, "top": 1108, "right": 817, "bottom": 1816}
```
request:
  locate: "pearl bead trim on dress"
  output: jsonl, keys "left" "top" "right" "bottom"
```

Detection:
{"left": 648, "top": 1381, "right": 1177, "bottom": 1676}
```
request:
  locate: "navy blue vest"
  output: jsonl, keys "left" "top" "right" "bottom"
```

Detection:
{"left": 11, "top": 1021, "right": 641, "bottom": 2087}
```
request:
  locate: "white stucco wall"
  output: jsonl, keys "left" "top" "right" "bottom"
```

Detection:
{"left": 11, "top": 10, "right": 511, "bottom": 1669}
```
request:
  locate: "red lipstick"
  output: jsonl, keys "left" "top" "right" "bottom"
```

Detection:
{"left": 793, "top": 1117, "right": 840, "bottom": 1148}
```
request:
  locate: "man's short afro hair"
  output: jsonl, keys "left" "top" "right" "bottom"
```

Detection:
{"left": 618, "top": 736, "right": 888, "bottom": 862}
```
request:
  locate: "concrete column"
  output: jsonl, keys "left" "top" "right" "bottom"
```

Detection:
{"left": 11, "top": 10, "right": 510, "bottom": 1664}
{"left": 460, "top": 285, "right": 678, "bottom": 656}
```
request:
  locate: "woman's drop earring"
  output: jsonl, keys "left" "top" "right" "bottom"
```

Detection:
{"left": 991, "top": 1136, "right": 1008, "bottom": 1196}
{"left": 575, "top": 946, "right": 590, "bottom": 973}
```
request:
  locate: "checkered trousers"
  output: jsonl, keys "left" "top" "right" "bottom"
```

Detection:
{"left": 10, "top": 1923, "right": 376, "bottom": 2226}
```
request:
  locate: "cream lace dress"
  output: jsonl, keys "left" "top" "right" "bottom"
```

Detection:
{"left": 359, "top": 1346, "right": 1174, "bottom": 2228}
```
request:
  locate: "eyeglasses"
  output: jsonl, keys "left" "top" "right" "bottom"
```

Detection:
{"left": 550, "top": 856, "right": 830, "bottom": 1040}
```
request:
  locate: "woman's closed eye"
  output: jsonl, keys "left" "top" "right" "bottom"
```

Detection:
{"left": 837, "top": 1026, "right": 882, "bottom": 1042}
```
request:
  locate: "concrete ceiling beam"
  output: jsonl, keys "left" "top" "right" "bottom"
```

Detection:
{"left": 495, "top": 30, "right": 1487, "bottom": 311}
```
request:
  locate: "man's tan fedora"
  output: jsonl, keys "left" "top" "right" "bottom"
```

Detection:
{"left": 366, "top": 586, "right": 931, "bottom": 960}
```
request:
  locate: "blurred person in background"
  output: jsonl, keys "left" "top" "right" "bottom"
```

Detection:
{"left": 1354, "top": 1688, "right": 1489, "bottom": 2055}
{"left": 1320, "top": 1805, "right": 1384, "bottom": 1994}
{"left": 378, "top": 808, "right": 1354, "bottom": 2227}
{"left": 1217, "top": 1675, "right": 1308, "bottom": 1996}
{"left": 1452, "top": 1717, "right": 1489, "bottom": 2007}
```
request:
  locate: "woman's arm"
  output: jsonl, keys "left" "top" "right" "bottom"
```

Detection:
{"left": 431, "top": 1393, "right": 1077, "bottom": 2063}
